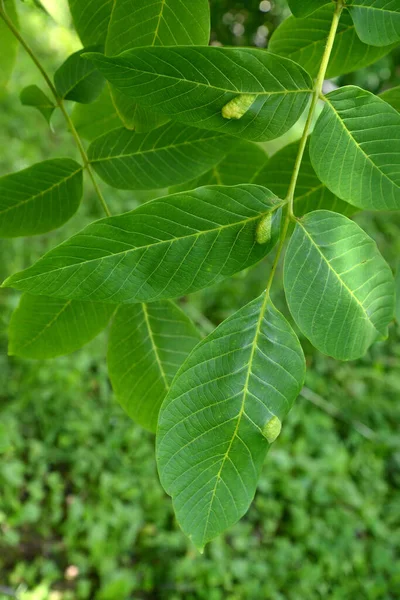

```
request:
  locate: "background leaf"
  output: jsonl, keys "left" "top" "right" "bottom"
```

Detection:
{"left": 3, "top": 185, "right": 283, "bottom": 303}
{"left": 67, "top": 0, "right": 113, "bottom": 46}
{"left": 54, "top": 46, "right": 105, "bottom": 104}
{"left": 253, "top": 140, "right": 355, "bottom": 217}
{"left": 0, "top": 0, "right": 19, "bottom": 88}
{"left": 287, "top": 0, "right": 329, "bottom": 18}
{"left": 85, "top": 46, "right": 312, "bottom": 142}
{"left": 0, "top": 158, "right": 83, "bottom": 238}
{"left": 379, "top": 85, "right": 400, "bottom": 112}
{"left": 88, "top": 122, "right": 238, "bottom": 190}
{"left": 20, "top": 85, "right": 56, "bottom": 124}
{"left": 348, "top": 0, "right": 400, "bottom": 46}
{"left": 71, "top": 86, "right": 120, "bottom": 141}
{"left": 284, "top": 211, "right": 395, "bottom": 361}
{"left": 108, "top": 87, "right": 168, "bottom": 132}
{"left": 108, "top": 301, "right": 201, "bottom": 432}
{"left": 310, "top": 86, "right": 400, "bottom": 211}
{"left": 157, "top": 293, "right": 305, "bottom": 551}
{"left": 8, "top": 294, "right": 115, "bottom": 359}
{"left": 170, "top": 141, "right": 268, "bottom": 193}
{"left": 268, "top": 5, "right": 396, "bottom": 79}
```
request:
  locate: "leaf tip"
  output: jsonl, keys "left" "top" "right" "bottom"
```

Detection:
{"left": 222, "top": 94, "right": 257, "bottom": 120}
{"left": 262, "top": 415, "right": 282, "bottom": 443}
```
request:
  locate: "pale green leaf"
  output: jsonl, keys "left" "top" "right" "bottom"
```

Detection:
{"left": 0, "top": 0, "right": 19, "bottom": 88}
{"left": 88, "top": 122, "right": 238, "bottom": 190}
{"left": 269, "top": 5, "right": 396, "bottom": 79}
{"left": 71, "top": 86, "right": 121, "bottom": 141}
{"left": 171, "top": 141, "right": 268, "bottom": 193}
{"left": 108, "top": 301, "right": 201, "bottom": 431}
{"left": 157, "top": 293, "right": 305, "bottom": 550}
{"left": 396, "top": 265, "right": 400, "bottom": 323}
{"left": 2, "top": 185, "right": 283, "bottom": 303}
{"left": 9, "top": 294, "right": 114, "bottom": 359}
{"left": 284, "top": 211, "right": 395, "bottom": 361}
{"left": 287, "top": 0, "right": 329, "bottom": 18}
{"left": 84, "top": 47, "right": 312, "bottom": 142}
{"left": 20, "top": 85, "right": 56, "bottom": 124}
{"left": 0, "top": 159, "right": 83, "bottom": 238}
{"left": 348, "top": 0, "right": 400, "bottom": 46}
{"left": 54, "top": 46, "right": 105, "bottom": 104}
{"left": 253, "top": 139, "right": 355, "bottom": 217}
{"left": 68, "top": 0, "right": 113, "bottom": 46}
{"left": 310, "top": 86, "right": 400, "bottom": 211}
{"left": 108, "top": 86, "right": 168, "bottom": 132}
{"left": 379, "top": 85, "right": 400, "bottom": 112}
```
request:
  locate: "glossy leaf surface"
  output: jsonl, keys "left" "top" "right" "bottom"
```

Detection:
{"left": 108, "top": 301, "right": 201, "bottom": 432}
{"left": 157, "top": 293, "right": 305, "bottom": 550}
{"left": 20, "top": 85, "right": 56, "bottom": 124}
{"left": 9, "top": 294, "right": 114, "bottom": 359}
{"left": 269, "top": 5, "right": 395, "bottom": 78}
{"left": 3, "top": 185, "right": 283, "bottom": 303}
{"left": 284, "top": 211, "right": 395, "bottom": 361}
{"left": 88, "top": 122, "right": 238, "bottom": 190}
{"left": 84, "top": 47, "right": 312, "bottom": 142}
{"left": 0, "top": 159, "right": 83, "bottom": 238}
{"left": 54, "top": 47, "right": 105, "bottom": 104}
{"left": 348, "top": 0, "right": 400, "bottom": 46}
{"left": 310, "top": 86, "right": 400, "bottom": 211}
{"left": 68, "top": 0, "right": 113, "bottom": 46}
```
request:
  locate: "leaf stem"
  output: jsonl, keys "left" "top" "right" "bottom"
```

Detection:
{"left": 0, "top": 3, "right": 111, "bottom": 217}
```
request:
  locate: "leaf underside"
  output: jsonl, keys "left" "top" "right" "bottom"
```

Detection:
{"left": 348, "top": 0, "right": 400, "bottom": 46}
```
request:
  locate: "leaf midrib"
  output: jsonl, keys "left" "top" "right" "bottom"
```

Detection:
{"left": 14, "top": 299, "right": 72, "bottom": 352}
{"left": 142, "top": 302, "right": 170, "bottom": 391}
{"left": 350, "top": 3, "right": 400, "bottom": 16}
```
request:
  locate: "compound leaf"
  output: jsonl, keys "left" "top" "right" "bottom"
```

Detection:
{"left": 310, "top": 86, "right": 400, "bottom": 211}
{"left": 0, "top": 159, "right": 83, "bottom": 238}
{"left": 157, "top": 293, "right": 305, "bottom": 551}
{"left": 71, "top": 86, "right": 121, "bottom": 141}
{"left": 287, "top": 0, "right": 329, "bottom": 18}
{"left": 20, "top": 85, "right": 56, "bottom": 124}
{"left": 68, "top": 0, "right": 113, "bottom": 46}
{"left": 108, "top": 301, "right": 201, "bottom": 432}
{"left": 88, "top": 122, "right": 238, "bottom": 190}
{"left": 84, "top": 46, "right": 312, "bottom": 142}
{"left": 348, "top": 0, "right": 400, "bottom": 46}
{"left": 284, "top": 211, "right": 395, "bottom": 361}
{"left": 3, "top": 185, "right": 283, "bottom": 303}
{"left": 9, "top": 294, "right": 114, "bottom": 359}
{"left": 253, "top": 140, "right": 355, "bottom": 217}
{"left": 269, "top": 5, "right": 395, "bottom": 79}
{"left": 0, "top": 0, "right": 19, "bottom": 88}
{"left": 54, "top": 46, "right": 105, "bottom": 104}
{"left": 379, "top": 85, "right": 400, "bottom": 112}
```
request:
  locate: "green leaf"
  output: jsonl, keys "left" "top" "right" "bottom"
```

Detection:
{"left": 88, "top": 122, "right": 238, "bottom": 190}
{"left": 396, "top": 265, "right": 400, "bottom": 323}
{"left": 71, "top": 86, "right": 121, "bottom": 141}
{"left": 20, "top": 85, "right": 56, "bottom": 124}
{"left": 287, "top": 0, "right": 329, "bottom": 18}
{"left": 108, "top": 301, "right": 201, "bottom": 432}
{"left": 84, "top": 47, "right": 312, "bottom": 142}
{"left": 348, "top": 0, "right": 400, "bottom": 46}
{"left": 0, "top": 159, "right": 83, "bottom": 238}
{"left": 156, "top": 293, "right": 305, "bottom": 551}
{"left": 54, "top": 46, "right": 105, "bottom": 104}
{"left": 0, "top": 0, "right": 19, "bottom": 88}
{"left": 170, "top": 141, "right": 268, "bottom": 193}
{"left": 310, "top": 86, "right": 400, "bottom": 211}
{"left": 253, "top": 140, "right": 356, "bottom": 217}
{"left": 269, "top": 5, "right": 396, "bottom": 79}
{"left": 2, "top": 185, "right": 283, "bottom": 303}
{"left": 284, "top": 211, "right": 395, "bottom": 361}
{"left": 108, "top": 86, "right": 168, "bottom": 132}
{"left": 379, "top": 85, "right": 400, "bottom": 112}
{"left": 9, "top": 294, "right": 114, "bottom": 359}
{"left": 68, "top": 0, "right": 113, "bottom": 46}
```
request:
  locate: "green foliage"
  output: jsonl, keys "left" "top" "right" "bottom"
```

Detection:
{"left": 0, "top": 0, "right": 19, "bottom": 88}
{"left": 348, "top": 0, "right": 400, "bottom": 46}
{"left": 54, "top": 46, "right": 105, "bottom": 104}
{"left": 67, "top": 0, "right": 112, "bottom": 46}
{"left": 71, "top": 87, "right": 120, "bottom": 141}
{"left": 20, "top": 85, "right": 56, "bottom": 124}
{"left": 287, "top": 0, "right": 328, "bottom": 17}
{"left": 380, "top": 84, "right": 400, "bottom": 111}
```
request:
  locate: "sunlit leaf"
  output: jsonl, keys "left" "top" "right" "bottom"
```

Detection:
{"left": 20, "top": 85, "right": 56, "bottom": 124}
{"left": 67, "top": 0, "right": 112, "bottom": 46}
{"left": 284, "top": 211, "right": 395, "bottom": 360}
{"left": 108, "top": 301, "right": 201, "bottom": 431}
{"left": 54, "top": 46, "right": 105, "bottom": 104}
{"left": 157, "top": 293, "right": 305, "bottom": 551}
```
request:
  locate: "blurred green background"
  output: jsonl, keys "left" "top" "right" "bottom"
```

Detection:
{"left": 1, "top": 1, "right": 400, "bottom": 599}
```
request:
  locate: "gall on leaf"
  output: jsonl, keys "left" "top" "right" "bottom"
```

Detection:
{"left": 262, "top": 415, "right": 282, "bottom": 443}
{"left": 222, "top": 94, "right": 258, "bottom": 120}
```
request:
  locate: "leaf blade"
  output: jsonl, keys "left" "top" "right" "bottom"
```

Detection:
{"left": 54, "top": 46, "right": 105, "bottom": 104}
{"left": 68, "top": 0, "right": 113, "bottom": 46}
{"left": 20, "top": 85, "right": 56, "bottom": 124}
{"left": 348, "top": 0, "right": 400, "bottom": 46}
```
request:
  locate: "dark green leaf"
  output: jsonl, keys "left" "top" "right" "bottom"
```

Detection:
{"left": 379, "top": 85, "right": 400, "bottom": 112}
{"left": 88, "top": 122, "right": 238, "bottom": 190}
{"left": 348, "top": 0, "right": 400, "bottom": 46}
{"left": 310, "top": 86, "right": 400, "bottom": 211}
{"left": 0, "top": 0, "right": 19, "bottom": 88}
{"left": 253, "top": 140, "right": 355, "bottom": 217}
{"left": 84, "top": 47, "right": 312, "bottom": 142}
{"left": 9, "top": 294, "right": 114, "bottom": 359}
{"left": 269, "top": 5, "right": 396, "bottom": 79}
{"left": 157, "top": 293, "right": 305, "bottom": 551}
{"left": 2, "top": 185, "right": 283, "bottom": 303}
{"left": 20, "top": 85, "right": 56, "bottom": 124}
{"left": 171, "top": 141, "right": 268, "bottom": 193}
{"left": 287, "top": 0, "right": 329, "bottom": 18}
{"left": 108, "top": 301, "right": 201, "bottom": 432}
{"left": 71, "top": 86, "right": 121, "bottom": 141}
{"left": 0, "top": 159, "right": 83, "bottom": 238}
{"left": 284, "top": 211, "right": 395, "bottom": 360}
{"left": 68, "top": 0, "right": 112, "bottom": 46}
{"left": 54, "top": 46, "right": 105, "bottom": 104}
